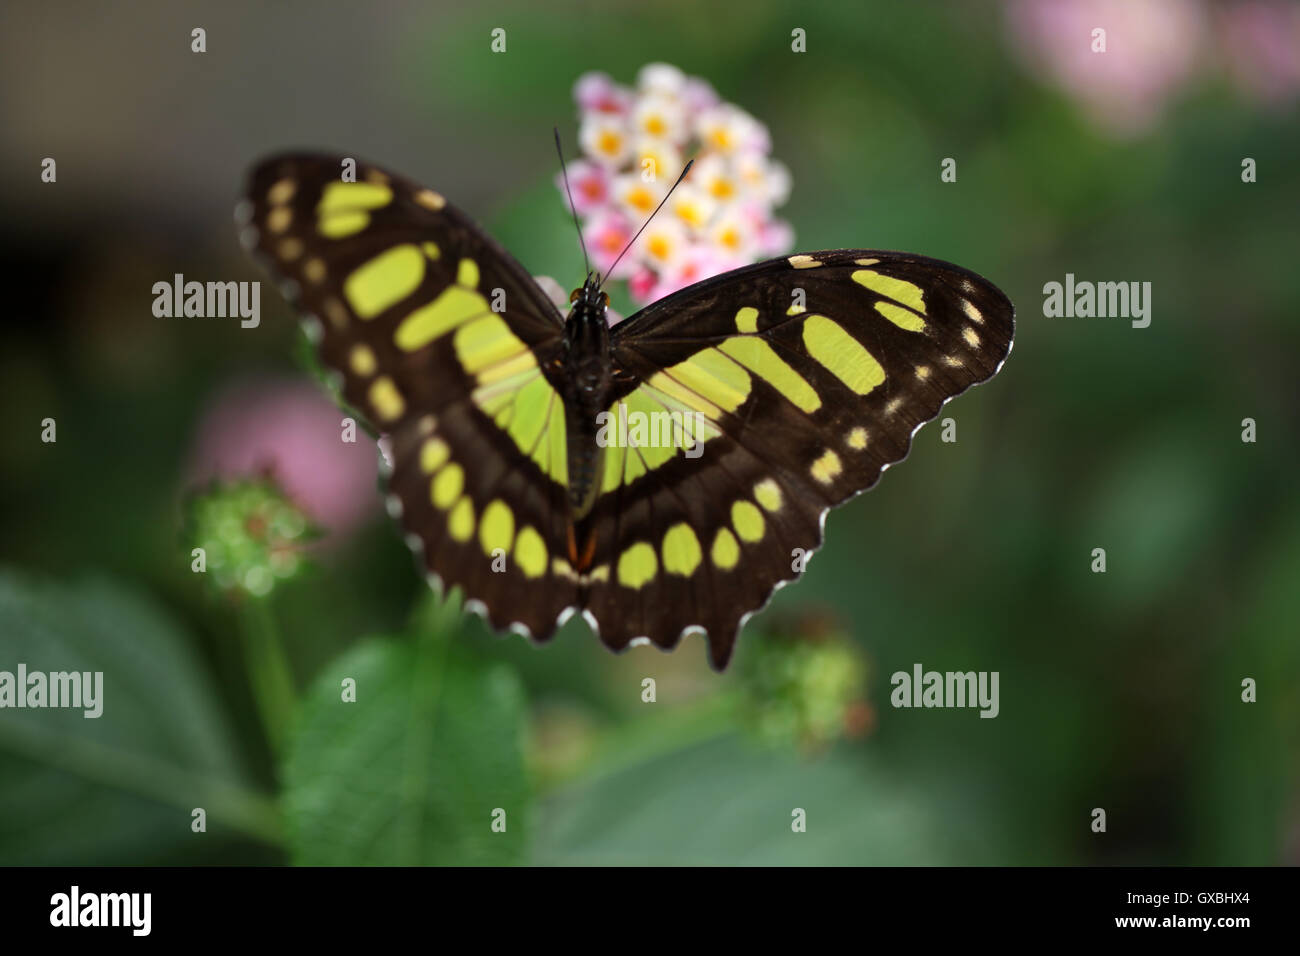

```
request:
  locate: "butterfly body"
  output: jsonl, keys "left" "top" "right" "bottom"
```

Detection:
{"left": 239, "top": 153, "right": 1015, "bottom": 669}
{"left": 555, "top": 282, "right": 614, "bottom": 519}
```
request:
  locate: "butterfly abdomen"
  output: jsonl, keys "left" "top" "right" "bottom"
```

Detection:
{"left": 563, "top": 396, "right": 606, "bottom": 520}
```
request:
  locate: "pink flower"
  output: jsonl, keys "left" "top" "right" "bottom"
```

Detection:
{"left": 582, "top": 209, "right": 636, "bottom": 279}
{"left": 1004, "top": 0, "right": 1209, "bottom": 137}
{"left": 760, "top": 218, "right": 796, "bottom": 257}
{"left": 682, "top": 77, "right": 721, "bottom": 114}
{"left": 554, "top": 159, "right": 609, "bottom": 216}
{"left": 1218, "top": 1, "right": 1300, "bottom": 106}
{"left": 650, "top": 246, "right": 732, "bottom": 302}
{"left": 628, "top": 268, "right": 657, "bottom": 305}
{"left": 187, "top": 379, "right": 379, "bottom": 541}
{"left": 574, "top": 71, "right": 632, "bottom": 114}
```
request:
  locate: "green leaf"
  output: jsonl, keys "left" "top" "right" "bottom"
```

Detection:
{"left": 0, "top": 570, "right": 275, "bottom": 864}
{"left": 282, "top": 630, "right": 530, "bottom": 865}
{"left": 533, "top": 735, "right": 992, "bottom": 865}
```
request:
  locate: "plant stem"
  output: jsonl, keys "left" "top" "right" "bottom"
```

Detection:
{"left": 238, "top": 598, "right": 296, "bottom": 754}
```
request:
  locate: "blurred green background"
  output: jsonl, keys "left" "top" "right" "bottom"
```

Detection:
{"left": 1, "top": 0, "right": 1297, "bottom": 865}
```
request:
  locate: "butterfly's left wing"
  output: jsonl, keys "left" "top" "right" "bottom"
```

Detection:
{"left": 581, "top": 250, "right": 1014, "bottom": 668}
{"left": 238, "top": 153, "right": 583, "bottom": 640}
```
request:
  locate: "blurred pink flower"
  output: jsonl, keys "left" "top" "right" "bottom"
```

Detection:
{"left": 681, "top": 77, "right": 721, "bottom": 114}
{"left": 188, "top": 379, "right": 379, "bottom": 540}
{"left": 582, "top": 209, "right": 636, "bottom": 279}
{"left": 628, "top": 268, "right": 657, "bottom": 304}
{"left": 554, "top": 158, "right": 610, "bottom": 216}
{"left": 651, "top": 245, "right": 732, "bottom": 301}
{"left": 573, "top": 71, "right": 632, "bottom": 115}
{"left": 1004, "top": 0, "right": 1209, "bottom": 137}
{"left": 759, "top": 217, "right": 796, "bottom": 257}
{"left": 1218, "top": 1, "right": 1300, "bottom": 106}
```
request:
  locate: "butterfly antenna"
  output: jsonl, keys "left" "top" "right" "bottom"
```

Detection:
{"left": 554, "top": 127, "right": 592, "bottom": 280}
{"left": 600, "top": 158, "right": 694, "bottom": 290}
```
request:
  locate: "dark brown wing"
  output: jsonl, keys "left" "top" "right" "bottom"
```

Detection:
{"left": 239, "top": 153, "right": 581, "bottom": 640}
{"left": 571, "top": 250, "right": 1014, "bottom": 668}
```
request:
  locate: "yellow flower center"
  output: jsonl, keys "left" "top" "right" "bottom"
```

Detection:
{"left": 675, "top": 202, "right": 704, "bottom": 227}
{"left": 598, "top": 131, "right": 622, "bottom": 155}
{"left": 628, "top": 188, "right": 655, "bottom": 213}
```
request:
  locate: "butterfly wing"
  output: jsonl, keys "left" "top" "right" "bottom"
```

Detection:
{"left": 579, "top": 250, "right": 1014, "bottom": 668}
{"left": 239, "top": 153, "right": 581, "bottom": 639}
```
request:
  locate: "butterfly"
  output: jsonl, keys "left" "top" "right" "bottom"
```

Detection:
{"left": 237, "top": 152, "right": 1014, "bottom": 669}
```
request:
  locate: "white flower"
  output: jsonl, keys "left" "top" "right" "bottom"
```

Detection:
{"left": 734, "top": 152, "right": 791, "bottom": 207}
{"left": 611, "top": 172, "right": 669, "bottom": 222}
{"left": 667, "top": 183, "right": 718, "bottom": 234}
{"left": 631, "top": 94, "right": 688, "bottom": 144}
{"left": 635, "top": 218, "right": 690, "bottom": 272}
{"left": 695, "top": 103, "right": 768, "bottom": 155}
{"left": 629, "top": 138, "right": 684, "bottom": 188}
{"left": 637, "top": 62, "right": 688, "bottom": 98}
{"left": 579, "top": 112, "right": 632, "bottom": 166}
{"left": 692, "top": 154, "right": 740, "bottom": 203}
{"left": 707, "top": 208, "right": 761, "bottom": 264}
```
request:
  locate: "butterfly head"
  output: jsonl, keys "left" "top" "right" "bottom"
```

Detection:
{"left": 568, "top": 273, "right": 610, "bottom": 322}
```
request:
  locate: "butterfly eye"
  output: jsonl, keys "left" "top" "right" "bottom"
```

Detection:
{"left": 570, "top": 289, "right": 581, "bottom": 304}
{"left": 601, "top": 292, "right": 610, "bottom": 308}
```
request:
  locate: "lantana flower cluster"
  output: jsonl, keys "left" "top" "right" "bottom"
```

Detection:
{"left": 557, "top": 63, "right": 793, "bottom": 310}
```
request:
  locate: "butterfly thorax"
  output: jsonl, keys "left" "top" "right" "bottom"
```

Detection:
{"left": 555, "top": 289, "right": 612, "bottom": 526}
